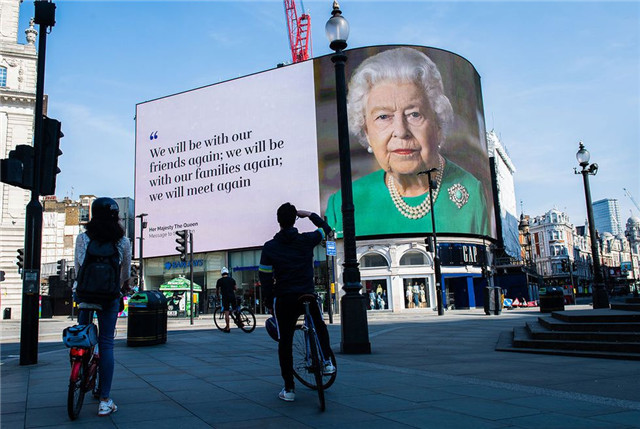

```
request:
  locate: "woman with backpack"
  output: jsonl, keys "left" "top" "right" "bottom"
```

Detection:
{"left": 74, "top": 197, "right": 131, "bottom": 416}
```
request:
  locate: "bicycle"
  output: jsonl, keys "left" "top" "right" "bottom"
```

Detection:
{"left": 64, "top": 305, "right": 101, "bottom": 420}
{"left": 213, "top": 297, "right": 256, "bottom": 333}
{"left": 291, "top": 294, "right": 337, "bottom": 412}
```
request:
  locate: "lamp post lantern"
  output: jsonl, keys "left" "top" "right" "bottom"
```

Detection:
{"left": 326, "top": 0, "right": 370, "bottom": 354}
{"left": 136, "top": 213, "right": 148, "bottom": 291}
{"left": 575, "top": 142, "right": 609, "bottom": 308}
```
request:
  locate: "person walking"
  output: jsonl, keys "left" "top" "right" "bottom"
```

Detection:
{"left": 216, "top": 267, "right": 237, "bottom": 333}
{"left": 259, "top": 202, "right": 335, "bottom": 402}
{"left": 74, "top": 197, "right": 131, "bottom": 416}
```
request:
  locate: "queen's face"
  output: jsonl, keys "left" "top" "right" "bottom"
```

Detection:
{"left": 364, "top": 80, "right": 440, "bottom": 177}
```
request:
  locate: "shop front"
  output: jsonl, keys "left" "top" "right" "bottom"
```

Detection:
{"left": 331, "top": 238, "right": 489, "bottom": 312}
{"left": 350, "top": 240, "right": 437, "bottom": 312}
{"left": 439, "top": 243, "right": 488, "bottom": 309}
{"left": 142, "top": 251, "right": 225, "bottom": 315}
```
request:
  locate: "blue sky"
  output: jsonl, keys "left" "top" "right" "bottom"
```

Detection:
{"left": 17, "top": 0, "right": 639, "bottom": 228}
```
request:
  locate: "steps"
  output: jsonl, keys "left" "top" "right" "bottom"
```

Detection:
{"left": 496, "top": 305, "right": 640, "bottom": 360}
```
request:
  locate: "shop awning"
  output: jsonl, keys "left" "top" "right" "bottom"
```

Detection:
{"left": 159, "top": 276, "right": 202, "bottom": 292}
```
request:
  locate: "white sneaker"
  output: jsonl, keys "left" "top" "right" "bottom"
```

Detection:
{"left": 278, "top": 388, "right": 295, "bottom": 402}
{"left": 323, "top": 361, "right": 336, "bottom": 375}
{"left": 98, "top": 399, "right": 117, "bottom": 416}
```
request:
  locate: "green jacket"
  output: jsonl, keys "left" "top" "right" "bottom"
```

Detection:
{"left": 326, "top": 159, "right": 490, "bottom": 238}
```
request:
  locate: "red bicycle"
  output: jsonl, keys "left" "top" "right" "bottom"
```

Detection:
{"left": 65, "top": 307, "right": 100, "bottom": 420}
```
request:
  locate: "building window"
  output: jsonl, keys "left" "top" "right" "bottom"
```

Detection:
{"left": 404, "top": 278, "right": 429, "bottom": 309}
{"left": 363, "top": 279, "right": 389, "bottom": 310}
{"left": 400, "top": 251, "right": 427, "bottom": 266}
{"left": 0, "top": 67, "right": 6, "bottom": 87}
{"left": 79, "top": 207, "right": 90, "bottom": 223}
{"left": 360, "top": 252, "right": 389, "bottom": 268}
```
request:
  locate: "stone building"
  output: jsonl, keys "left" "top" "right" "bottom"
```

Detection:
{"left": 0, "top": 0, "right": 38, "bottom": 319}
{"left": 524, "top": 207, "right": 638, "bottom": 295}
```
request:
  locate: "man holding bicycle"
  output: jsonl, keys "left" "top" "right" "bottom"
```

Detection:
{"left": 259, "top": 202, "right": 335, "bottom": 402}
{"left": 216, "top": 267, "right": 237, "bottom": 333}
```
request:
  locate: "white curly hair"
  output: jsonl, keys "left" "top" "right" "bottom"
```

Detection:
{"left": 347, "top": 47, "right": 454, "bottom": 150}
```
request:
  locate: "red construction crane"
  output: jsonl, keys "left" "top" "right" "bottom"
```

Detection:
{"left": 284, "top": 0, "right": 311, "bottom": 63}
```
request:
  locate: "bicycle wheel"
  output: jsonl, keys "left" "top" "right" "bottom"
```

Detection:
{"left": 213, "top": 307, "right": 226, "bottom": 331}
{"left": 307, "top": 328, "right": 325, "bottom": 411}
{"left": 236, "top": 308, "right": 256, "bottom": 333}
{"left": 292, "top": 326, "right": 337, "bottom": 390}
{"left": 67, "top": 360, "right": 86, "bottom": 420}
{"left": 86, "top": 354, "right": 100, "bottom": 399}
{"left": 92, "top": 371, "right": 100, "bottom": 399}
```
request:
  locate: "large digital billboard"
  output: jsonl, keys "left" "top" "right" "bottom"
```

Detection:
{"left": 135, "top": 45, "right": 496, "bottom": 259}
{"left": 315, "top": 46, "right": 494, "bottom": 239}
{"left": 135, "top": 61, "right": 320, "bottom": 258}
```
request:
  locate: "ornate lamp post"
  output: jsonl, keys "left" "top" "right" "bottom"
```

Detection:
{"left": 325, "top": 1, "right": 370, "bottom": 354}
{"left": 575, "top": 142, "right": 609, "bottom": 308}
{"left": 136, "top": 213, "right": 148, "bottom": 291}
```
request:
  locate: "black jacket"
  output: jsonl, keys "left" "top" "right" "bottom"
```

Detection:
{"left": 259, "top": 213, "right": 331, "bottom": 308}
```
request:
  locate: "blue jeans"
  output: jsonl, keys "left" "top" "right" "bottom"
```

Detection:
{"left": 274, "top": 294, "right": 332, "bottom": 391}
{"left": 78, "top": 298, "right": 119, "bottom": 399}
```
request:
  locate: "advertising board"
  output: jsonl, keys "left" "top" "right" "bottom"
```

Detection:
{"left": 135, "top": 45, "right": 496, "bottom": 259}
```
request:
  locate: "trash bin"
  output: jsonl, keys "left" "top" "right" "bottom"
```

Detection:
{"left": 484, "top": 286, "right": 503, "bottom": 315}
{"left": 127, "top": 291, "right": 168, "bottom": 347}
{"left": 3, "top": 308, "right": 11, "bottom": 320}
{"left": 539, "top": 286, "right": 565, "bottom": 313}
{"left": 40, "top": 296, "right": 53, "bottom": 319}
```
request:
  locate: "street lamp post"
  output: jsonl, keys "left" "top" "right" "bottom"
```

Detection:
{"left": 575, "top": 142, "right": 609, "bottom": 308}
{"left": 625, "top": 230, "right": 637, "bottom": 294}
{"left": 418, "top": 168, "right": 444, "bottom": 315}
{"left": 325, "top": 1, "right": 370, "bottom": 354}
{"left": 136, "top": 213, "right": 148, "bottom": 291}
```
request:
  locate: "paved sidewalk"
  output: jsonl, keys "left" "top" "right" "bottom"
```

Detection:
{"left": 2, "top": 306, "right": 640, "bottom": 428}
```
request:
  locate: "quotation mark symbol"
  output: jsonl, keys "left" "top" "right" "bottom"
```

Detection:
{"left": 149, "top": 131, "right": 158, "bottom": 141}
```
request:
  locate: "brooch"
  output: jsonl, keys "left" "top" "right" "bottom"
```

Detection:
{"left": 448, "top": 183, "right": 469, "bottom": 209}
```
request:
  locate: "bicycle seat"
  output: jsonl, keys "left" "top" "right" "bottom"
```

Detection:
{"left": 298, "top": 294, "right": 317, "bottom": 304}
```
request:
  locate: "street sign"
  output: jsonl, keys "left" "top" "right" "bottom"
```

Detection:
{"left": 326, "top": 241, "right": 337, "bottom": 256}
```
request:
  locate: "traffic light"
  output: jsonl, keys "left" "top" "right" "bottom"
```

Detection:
{"left": 40, "top": 117, "right": 63, "bottom": 196}
{"left": 561, "top": 259, "right": 568, "bottom": 272}
{"left": 130, "top": 264, "right": 139, "bottom": 285}
{"left": 175, "top": 230, "right": 188, "bottom": 261}
{"left": 56, "top": 259, "right": 66, "bottom": 279}
{"left": 0, "top": 145, "right": 34, "bottom": 190}
{"left": 16, "top": 248, "right": 24, "bottom": 271}
{"left": 572, "top": 261, "right": 577, "bottom": 272}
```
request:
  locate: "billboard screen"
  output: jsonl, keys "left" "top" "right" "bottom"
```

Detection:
{"left": 315, "top": 46, "right": 494, "bottom": 239}
{"left": 135, "top": 45, "right": 496, "bottom": 259}
{"left": 135, "top": 61, "right": 320, "bottom": 258}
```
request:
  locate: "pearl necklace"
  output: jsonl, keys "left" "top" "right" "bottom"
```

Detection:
{"left": 386, "top": 157, "right": 444, "bottom": 219}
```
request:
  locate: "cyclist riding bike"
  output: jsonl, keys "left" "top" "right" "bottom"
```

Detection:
{"left": 259, "top": 202, "right": 335, "bottom": 402}
{"left": 216, "top": 267, "right": 237, "bottom": 333}
{"left": 74, "top": 197, "right": 131, "bottom": 416}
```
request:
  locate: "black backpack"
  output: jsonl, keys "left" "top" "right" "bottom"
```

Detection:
{"left": 76, "top": 240, "right": 121, "bottom": 303}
